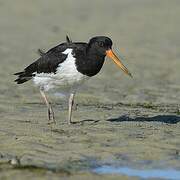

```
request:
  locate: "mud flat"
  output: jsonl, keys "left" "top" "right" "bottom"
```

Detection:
{"left": 0, "top": 0, "right": 180, "bottom": 179}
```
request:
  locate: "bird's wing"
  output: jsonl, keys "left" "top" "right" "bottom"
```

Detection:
{"left": 14, "top": 42, "right": 88, "bottom": 84}
{"left": 14, "top": 43, "right": 69, "bottom": 84}
{"left": 25, "top": 43, "right": 69, "bottom": 74}
{"left": 66, "top": 35, "right": 72, "bottom": 43}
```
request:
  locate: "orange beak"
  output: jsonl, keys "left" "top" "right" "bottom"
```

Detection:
{"left": 106, "top": 49, "right": 132, "bottom": 78}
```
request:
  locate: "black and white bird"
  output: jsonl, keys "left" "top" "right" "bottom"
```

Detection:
{"left": 14, "top": 36, "right": 132, "bottom": 124}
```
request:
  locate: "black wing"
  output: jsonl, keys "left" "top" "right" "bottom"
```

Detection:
{"left": 14, "top": 43, "right": 68, "bottom": 84}
{"left": 66, "top": 35, "right": 72, "bottom": 43}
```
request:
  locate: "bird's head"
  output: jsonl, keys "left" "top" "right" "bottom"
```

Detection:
{"left": 88, "top": 36, "right": 132, "bottom": 77}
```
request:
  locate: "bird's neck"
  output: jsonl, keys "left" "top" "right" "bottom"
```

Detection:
{"left": 75, "top": 47, "right": 106, "bottom": 77}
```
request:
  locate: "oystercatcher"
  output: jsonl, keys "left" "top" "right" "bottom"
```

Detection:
{"left": 14, "top": 36, "right": 132, "bottom": 124}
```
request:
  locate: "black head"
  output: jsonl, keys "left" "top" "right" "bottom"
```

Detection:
{"left": 88, "top": 36, "right": 113, "bottom": 56}
{"left": 87, "top": 36, "right": 132, "bottom": 77}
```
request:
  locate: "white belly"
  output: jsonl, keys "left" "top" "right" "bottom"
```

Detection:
{"left": 33, "top": 48, "right": 89, "bottom": 91}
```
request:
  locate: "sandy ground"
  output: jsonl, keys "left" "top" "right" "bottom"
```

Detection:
{"left": 0, "top": 0, "right": 180, "bottom": 179}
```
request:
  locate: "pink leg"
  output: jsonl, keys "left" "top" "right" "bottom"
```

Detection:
{"left": 40, "top": 89, "right": 56, "bottom": 124}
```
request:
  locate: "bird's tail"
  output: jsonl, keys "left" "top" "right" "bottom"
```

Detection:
{"left": 14, "top": 71, "right": 33, "bottom": 84}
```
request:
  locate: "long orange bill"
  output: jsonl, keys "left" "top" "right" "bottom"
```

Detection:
{"left": 106, "top": 49, "right": 132, "bottom": 78}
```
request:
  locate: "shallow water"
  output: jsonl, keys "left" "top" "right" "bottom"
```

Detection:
{"left": 94, "top": 166, "right": 180, "bottom": 180}
{"left": 0, "top": 0, "right": 180, "bottom": 179}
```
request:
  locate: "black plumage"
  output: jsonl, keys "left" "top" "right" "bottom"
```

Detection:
{"left": 14, "top": 36, "right": 113, "bottom": 84}
{"left": 66, "top": 35, "right": 72, "bottom": 43}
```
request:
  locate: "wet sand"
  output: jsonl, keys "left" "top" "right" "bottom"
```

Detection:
{"left": 0, "top": 0, "right": 180, "bottom": 179}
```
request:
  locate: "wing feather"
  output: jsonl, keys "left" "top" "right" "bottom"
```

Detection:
{"left": 14, "top": 44, "right": 68, "bottom": 84}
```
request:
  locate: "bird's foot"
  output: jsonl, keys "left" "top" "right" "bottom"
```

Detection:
{"left": 73, "top": 103, "right": 78, "bottom": 111}
{"left": 67, "top": 116, "right": 72, "bottom": 125}
{"left": 47, "top": 120, "right": 56, "bottom": 125}
{"left": 68, "top": 120, "right": 72, "bottom": 125}
{"left": 47, "top": 107, "right": 56, "bottom": 125}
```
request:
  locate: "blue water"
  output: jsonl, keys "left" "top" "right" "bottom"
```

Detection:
{"left": 93, "top": 166, "right": 180, "bottom": 180}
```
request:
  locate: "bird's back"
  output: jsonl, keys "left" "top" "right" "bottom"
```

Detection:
{"left": 14, "top": 41, "right": 88, "bottom": 85}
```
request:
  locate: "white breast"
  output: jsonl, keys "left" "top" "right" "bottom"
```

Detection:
{"left": 33, "top": 48, "right": 89, "bottom": 91}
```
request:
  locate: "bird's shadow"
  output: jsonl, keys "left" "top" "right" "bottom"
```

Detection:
{"left": 107, "top": 115, "right": 180, "bottom": 124}
{"left": 71, "top": 119, "right": 100, "bottom": 125}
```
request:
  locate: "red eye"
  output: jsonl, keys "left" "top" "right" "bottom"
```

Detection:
{"left": 99, "top": 42, "right": 104, "bottom": 47}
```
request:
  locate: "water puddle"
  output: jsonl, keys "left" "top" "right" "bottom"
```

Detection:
{"left": 93, "top": 165, "right": 180, "bottom": 180}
